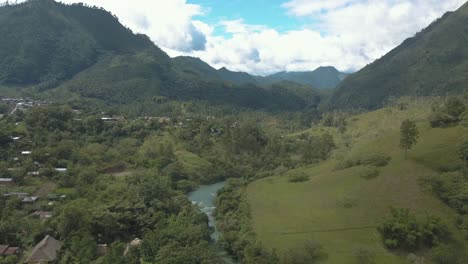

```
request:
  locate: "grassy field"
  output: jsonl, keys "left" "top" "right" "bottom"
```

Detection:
{"left": 246, "top": 100, "right": 466, "bottom": 263}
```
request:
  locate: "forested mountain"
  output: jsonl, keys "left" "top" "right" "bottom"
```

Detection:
{"left": 173, "top": 57, "right": 348, "bottom": 89}
{"left": 0, "top": 0, "right": 322, "bottom": 111}
{"left": 327, "top": 2, "right": 468, "bottom": 110}
{"left": 217, "top": 67, "right": 259, "bottom": 85}
{"left": 257, "top": 66, "right": 348, "bottom": 89}
{"left": 0, "top": 0, "right": 153, "bottom": 85}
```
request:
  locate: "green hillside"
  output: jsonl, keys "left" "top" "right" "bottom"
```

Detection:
{"left": 217, "top": 67, "right": 259, "bottom": 85}
{"left": 328, "top": 3, "right": 468, "bottom": 110}
{"left": 0, "top": 0, "right": 152, "bottom": 86}
{"left": 246, "top": 99, "right": 467, "bottom": 263}
{"left": 0, "top": 0, "right": 325, "bottom": 112}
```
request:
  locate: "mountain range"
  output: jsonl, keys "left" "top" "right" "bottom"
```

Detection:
{"left": 0, "top": 0, "right": 324, "bottom": 111}
{"left": 0, "top": 0, "right": 468, "bottom": 112}
{"left": 173, "top": 56, "right": 348, "bottom": 89}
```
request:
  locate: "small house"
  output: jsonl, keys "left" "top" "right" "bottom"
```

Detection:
{"left": 22, "top": 196, "right": 38, "bottom": 203}
{"left": 0, "top": 178, "right": 14, "bottom": 185}
{"left": 54, "top": 168, "right": 67, "bottom": 173}
{"left": 21, "top": 151, "right": 32, "bottom": 155}
{"left": 25, "top": 235, "right": 62, "bottom": 264}
{"left": 0, "top": 245, "right": 20, "bottom": 257}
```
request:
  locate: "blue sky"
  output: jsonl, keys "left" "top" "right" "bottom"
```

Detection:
{"left": 54, "top": 0, "right": 467, "bottom": 75}
{"left": 188, "top": 0, "right": 304, "bottom": 36}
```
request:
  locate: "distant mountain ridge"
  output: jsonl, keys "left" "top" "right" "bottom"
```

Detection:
{"left": 173, "top": 56, "right": 348, "bottom": 89}
{"left": 327, "top": 2, "right": 468, "bottom": 110}
{"left": 257, "top": 66, "right": 349, "bottom": 89}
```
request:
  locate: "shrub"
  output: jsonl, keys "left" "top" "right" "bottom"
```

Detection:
{"left": 288, "top": 172, "right": 309, "bottom": 183}
{"left": 429, "top": 97, "right": 466, "bottom": 128}
{"left": 379, "top": 208, "right": 449, "bottom": 250}
{"left": 335, "top": 153, "right": 391, "bottom": 170}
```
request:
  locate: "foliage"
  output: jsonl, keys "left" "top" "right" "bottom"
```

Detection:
{"left": 379, "top": 208, "right": 449, "bottom": 250}
{"left": 400, "top": 119, "right": 419, "bottom": 158}
{"left": 301, "top": 132, "right": 336, "bottom": 164}
{"left": 288, "top": 172, "right": 310, "bottom": 183}
{"left": 214, "top": 179, "right": 279, "bottom": 263}
{"left": 430, "top": 171, "right": 468, "bottom": 214}
{"left": 429, "top": 97, "right": 466, "bottom": 127}
{"left": 335, "top": 153, "right": 391, "bottom": 170}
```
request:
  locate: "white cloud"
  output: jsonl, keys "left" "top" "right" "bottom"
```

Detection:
{"left": 58, "top": 0, "right": 208, "bottom": 52}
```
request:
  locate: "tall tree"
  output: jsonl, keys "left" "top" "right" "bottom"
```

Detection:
{"left": 400, "top": 119, "right": 419, "bottom": 159}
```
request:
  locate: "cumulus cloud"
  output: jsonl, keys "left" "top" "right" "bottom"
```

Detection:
{"left": 58, "top": 0, "right": 208, "bottom": 52}
{"left": 149, "top": 0, "right": 466, "bottom": 75}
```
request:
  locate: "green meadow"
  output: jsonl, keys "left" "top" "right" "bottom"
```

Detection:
{"left": 247, "top": 100, "right": 467, "bottom": 263}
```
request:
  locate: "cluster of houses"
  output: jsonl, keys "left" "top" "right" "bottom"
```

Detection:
{"left": 0, "top": 235, "right": 62, "bottom": 263}
{"left": 0, "top": 96, "right": 50, "bottom": 115}
{"left": 0, "top": 236, "right": 143, "bottom": 263}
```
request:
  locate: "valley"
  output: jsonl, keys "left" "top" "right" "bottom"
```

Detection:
{"left": 0, "top": 0, "right": 467, "bottom": 264}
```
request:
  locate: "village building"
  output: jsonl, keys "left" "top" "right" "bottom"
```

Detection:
{"left": 25, "top": 235, "right": 62, "bottom": 264}
{"left": 0, "top": 178, "right": 14, "bottom": 185}
{"left": 0, "top": 245, "right": 20, "bottom": 257}
{"left": 22, "top": 196, "right": 38, "bottom": 203}
{"left": 96, "top": 244, "right": 108, "bottom": 256}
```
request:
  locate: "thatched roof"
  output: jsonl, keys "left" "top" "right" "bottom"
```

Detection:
{"left": 26, "top": 235, "right": 61, "bottom": 263}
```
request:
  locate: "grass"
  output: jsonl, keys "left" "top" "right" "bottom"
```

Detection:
{"left": 246, "top": 101, "right": 467, "bottom": 263}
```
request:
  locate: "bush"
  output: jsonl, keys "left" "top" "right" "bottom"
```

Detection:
{"left": 429, "top": 98, "right": 466, "bottom": 128}
{"left": 288, "top": 172, "right": 309, "bottom": 183}
{"left": 335, "top": 153, "right": 391, "bottom": 170}
{"left": 379, "top": 208, "right": 449, "bottom": 250}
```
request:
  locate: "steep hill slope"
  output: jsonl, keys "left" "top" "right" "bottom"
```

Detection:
{"left": 247, "top": 100, "right": 467, "bottom": 263}
{"left": 328, "top": 3, "right": 468, "bottom": 110}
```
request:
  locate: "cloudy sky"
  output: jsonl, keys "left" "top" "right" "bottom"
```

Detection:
{"left": 56, "top": 0, "right": 465, "bottom": 75}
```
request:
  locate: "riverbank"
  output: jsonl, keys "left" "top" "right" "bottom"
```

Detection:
{"left": 187, "top": 181, "right": 237, "bottom": 264}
